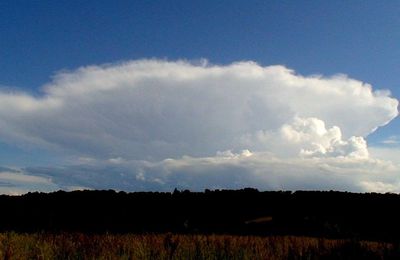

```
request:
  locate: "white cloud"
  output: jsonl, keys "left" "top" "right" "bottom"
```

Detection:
{"left": 0, "top": 59, "right": 398, "bottom": 193}
{"left": 16, "top": 151, "right": 400, "bottom": 193}
{"left": 369, "top": 146, "right": 400, "bottom": 164}
{"left": 247, "top": 117, "right": 370, "bottom": 159}
{"left": 0, "top": 60, "right": 397, "bottom": 161}
{"left": 0, "top": 167, "right": 59, "bottom": 195}
{"left": 359, "top": 181, "right": 400, "bottom": 193}
{"left": 381, "top": 135, "right": 400, "bottom": 145}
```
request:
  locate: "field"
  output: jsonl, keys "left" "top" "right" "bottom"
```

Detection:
{"left": 0, "top": 232, "right": 398, "bottom": 259}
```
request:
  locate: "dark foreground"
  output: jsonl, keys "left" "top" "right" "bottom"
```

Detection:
{"left": 1, "top": 233, "right": 399, "bottom": 259}
{"left": 1, "top": 189, "right": 400, "bottom": 242}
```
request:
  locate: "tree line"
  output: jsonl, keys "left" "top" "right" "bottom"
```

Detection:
{"left": 0, "top": 188, "right": 399, "bottom": 241}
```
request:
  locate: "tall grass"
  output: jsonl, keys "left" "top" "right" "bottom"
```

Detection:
{"left": 0, "top": 232, "right": 398, "bottom": 259}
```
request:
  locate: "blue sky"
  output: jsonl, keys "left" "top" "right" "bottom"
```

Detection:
{"left": 1, "top": 1, "right": 399, "bottom": 92}
{"left": 0, "top": 1, "right": 399, "bottom": 193}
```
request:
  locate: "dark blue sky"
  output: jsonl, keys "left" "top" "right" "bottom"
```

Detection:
{"left": 0, "top": 0, "right": 399, "bottom": 165}
{"left": 1, "top": 1, "right": 399, "bottom": 93}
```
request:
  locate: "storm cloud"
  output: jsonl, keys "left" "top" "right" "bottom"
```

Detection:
{"left": 0, "top": 59, "right": 398, "bottom": 193}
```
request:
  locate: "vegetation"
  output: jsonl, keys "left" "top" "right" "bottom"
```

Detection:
{"left": 0, "top": 232, "right": 399, "bottom": 259}
{"left": 2, "top": 189, "right": 400, "bottom": 258}
{"left": 2, "top": 189, "right": 400, "bottom": 241}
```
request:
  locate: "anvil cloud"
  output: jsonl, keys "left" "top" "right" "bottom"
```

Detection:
{"left": 0, "top": 60, "right": 398, "bottom": 193}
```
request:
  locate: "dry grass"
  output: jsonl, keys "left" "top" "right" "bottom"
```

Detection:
{"left": 0, "top": 232, "right": 397, "bottom": 259}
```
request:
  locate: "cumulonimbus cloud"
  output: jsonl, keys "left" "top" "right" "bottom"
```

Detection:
{"left": 0, "top": 59, "right": 397, "bottom": 160}
{"left": 0, "top": 59, "right": 398, "bottom": 193}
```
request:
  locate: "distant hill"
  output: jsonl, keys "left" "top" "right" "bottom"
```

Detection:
{"left": 1, "top": 189, "right": 399, "bottom": 241}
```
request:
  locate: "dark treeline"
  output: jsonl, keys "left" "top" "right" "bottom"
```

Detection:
{"left": 0, "top": 189, "right": 399, "bottom": 241}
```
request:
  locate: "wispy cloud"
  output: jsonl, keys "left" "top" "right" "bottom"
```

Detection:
{"left": 381, "top": 135, "right": 400, "bottom": 145}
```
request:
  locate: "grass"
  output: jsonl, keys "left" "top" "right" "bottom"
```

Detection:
{"left": 0, "top": 232, "right": 398, "bottom": 259}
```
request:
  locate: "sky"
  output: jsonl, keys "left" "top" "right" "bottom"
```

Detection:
{"left": 0, "top": 1, "right": 399, "bottom": 194}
